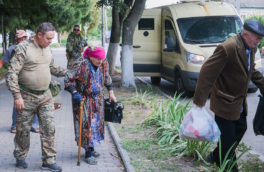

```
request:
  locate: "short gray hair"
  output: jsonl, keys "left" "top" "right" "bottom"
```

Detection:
{"left": 36, "top": 22, "right": 55, "bottom": 35}
{"left": 241, "top": 28, "right": 252, "bottom": 35}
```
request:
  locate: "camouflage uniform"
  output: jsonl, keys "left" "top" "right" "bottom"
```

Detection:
{"left": 5, "top": 36, "right": 67, "bottom": 164}
{"left": 66, "top": 32, "right": 87, "bottom": 69}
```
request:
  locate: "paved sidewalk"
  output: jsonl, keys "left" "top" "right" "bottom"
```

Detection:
{"left": 0, "top": 50, "right": 124, "bottom": 172}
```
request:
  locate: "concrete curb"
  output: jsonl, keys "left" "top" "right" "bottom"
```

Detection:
{"left": 248, "top": 150, "right": 264, "bottom": 162}
{"left": 107, "top": 122, "right": 135, "bottom": 172}
{"left": 136, "top": 76, "right": 264, "bottom": 163}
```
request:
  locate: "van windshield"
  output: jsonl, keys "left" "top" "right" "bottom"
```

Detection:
{"left": 177, "top": 16, "right": 243, "bottom": 44}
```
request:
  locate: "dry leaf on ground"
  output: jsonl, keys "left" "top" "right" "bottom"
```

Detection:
{"left": 110, "top": 152, "right": 119, "bottom": 158}
{"left": 117, "top": 163, "right": 125, "bottom": 171}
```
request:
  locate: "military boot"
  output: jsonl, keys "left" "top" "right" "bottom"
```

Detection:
{"left": 16, "top": 159, "right": 28, "bottom": 169}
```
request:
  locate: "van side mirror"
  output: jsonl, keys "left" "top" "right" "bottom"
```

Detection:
{"left": 165, "top": 37, "right": 176, "bottom": 52}
{"left": 164, "top": 37, "right": 181, "bottom": 53}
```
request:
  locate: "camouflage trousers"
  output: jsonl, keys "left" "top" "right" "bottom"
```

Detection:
{"left": 67, "top": 57, "right": 78, "bottom": 69}
{"left": 14, "top": 89, "right": 56, "bottom": 164}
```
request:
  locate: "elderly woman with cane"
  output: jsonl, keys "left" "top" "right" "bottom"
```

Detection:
{"left": 64, "top": 45, "right": 116, "bottom": 165}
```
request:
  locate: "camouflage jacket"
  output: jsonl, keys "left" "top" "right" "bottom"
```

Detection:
{"left": 5, "top": 36, "right": 67, "bottom": 100}
{"left": 66, "top": 32, "right": 87, "bottom": 59}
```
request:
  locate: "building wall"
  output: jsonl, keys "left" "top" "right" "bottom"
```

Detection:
{"left": 240, "top": 8, "right": 264, "bottom": 21}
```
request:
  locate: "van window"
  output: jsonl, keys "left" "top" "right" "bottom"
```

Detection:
{"left": 138, "top": 18, "right": 154, "bottom": 30}
{"left": 177, "top": 16, "right": 243, "bottom": 44}
{"left": 164, "top": 20, "right": 180, "bottom": 53}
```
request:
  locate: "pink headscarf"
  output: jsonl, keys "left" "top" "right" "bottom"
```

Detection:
{"left": 16, "top": 30, "right": 27, "bottom": 39}
{"left": 83, "top": 46, "right": 105, "bottom": 59}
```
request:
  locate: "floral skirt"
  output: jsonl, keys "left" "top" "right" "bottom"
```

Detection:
{"left": 89, "top": 112, "right": 104, "bottom": 147}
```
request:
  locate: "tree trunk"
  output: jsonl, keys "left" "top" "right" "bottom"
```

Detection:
{"left": 9, "top": 31, "right": 15, "bottom": 47}
{"left": 121, "top": 0, "right": 147, "bottom": 87}
{"left": 121, "top": 45, "right": 134, "bottom": 87}
{"left": 58, "top": 32, "right": 60, "bottom": 44}
{"left": 106, "top": 6, "right": 121, "bottom": 74}
{"left": 107, "top": 43, "right": 120, "bottom": 74}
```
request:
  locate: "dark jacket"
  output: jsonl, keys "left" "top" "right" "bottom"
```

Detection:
{"left": 193, "top": 34, "right": 264, "bottom": 120}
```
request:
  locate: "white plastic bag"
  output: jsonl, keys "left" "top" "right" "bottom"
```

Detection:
{"left": 179, "top": 106, "right": 221, "bottom": 142}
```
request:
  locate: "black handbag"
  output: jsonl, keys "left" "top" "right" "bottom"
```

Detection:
{"left": 104, "top": 99, "right": 124, "bottom": 124}
{"left": 253, "top": 94, "right": 264, "bottom": 136}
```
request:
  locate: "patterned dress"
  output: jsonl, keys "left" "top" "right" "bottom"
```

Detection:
{"left": 64, "top": 58, "right": 112, "bottom": 150}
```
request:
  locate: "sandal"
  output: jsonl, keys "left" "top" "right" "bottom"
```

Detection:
{"left": 92, "top": 151, "right": 100, "bottom": 158}
{"left": 11, "top": 129, "right": 16, "bottom": 133}
{"left": 84, "top": 156, "right": 97, "bottom": 165}
{"left": 31, "top": 128, "right": 39, "bottom": 133}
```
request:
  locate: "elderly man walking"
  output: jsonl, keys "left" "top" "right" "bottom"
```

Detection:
{"left": 0, "top": 30, "right": 40, "bottom": 134}
{"left": 193, "top": 19, "right": 264, "bottom": 172}
{"left": 66, "top": 24, "right": 87, "bottom": 69}
{"left": 5, "top": 23, "right": 67, "bottom": 172}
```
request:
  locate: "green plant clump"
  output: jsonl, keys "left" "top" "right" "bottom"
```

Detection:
{"left": 143, "top": 94, "right": 214, "bottom": 161}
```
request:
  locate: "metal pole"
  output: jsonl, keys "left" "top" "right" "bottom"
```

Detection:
{"left": 101, "top": 5, "right": 105, "bottom": 48}
{"left": 0, "top": 0, "right": 5, "bottom": 54}
{"left": 105, "top": 7, "right": 108, "bottom": 32}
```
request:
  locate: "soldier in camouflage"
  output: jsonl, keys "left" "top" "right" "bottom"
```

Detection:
{"left": 5, "top": 22, "right": 67, "bottom": 172}
{"left": 66, "top": 24, "right": 87, "bottom": 69}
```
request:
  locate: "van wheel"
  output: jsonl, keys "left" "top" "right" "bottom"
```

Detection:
{"left": 151, "top": 77, "right": 161, "bottom": 85}
{"left": 248, "top": 87, "right": 258, "bottom": 93}
{"left": 175, "top": 72, "right": 187, "bottom": 96}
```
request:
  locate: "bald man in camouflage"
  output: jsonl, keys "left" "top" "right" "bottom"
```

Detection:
{"left": 5, "top": 22, "right": 67, "bottom": 172}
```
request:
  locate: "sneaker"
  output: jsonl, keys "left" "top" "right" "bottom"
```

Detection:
{"left": 42, "top": 163, "right": 62, "bottom": 172}
{"left": 16, "top": 159, "right": 28, "bottom": 169}
{"left": 84, "top": 156, "right": 97, "bottom": 165}
{"left": 92, "top": 150, "right": 100, "bottom": 158}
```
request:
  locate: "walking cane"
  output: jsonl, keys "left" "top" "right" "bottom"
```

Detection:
{"left": 77, "top": 99, "right": 84, "bottom": 166}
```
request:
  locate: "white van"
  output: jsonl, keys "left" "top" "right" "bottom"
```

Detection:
{"left": 132, "top": 0, "right": 263, "bottom": 95}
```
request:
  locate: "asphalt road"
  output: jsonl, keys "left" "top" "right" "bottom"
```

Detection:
{"left": 138, "top": 59, "right": 264, "bottom": 156}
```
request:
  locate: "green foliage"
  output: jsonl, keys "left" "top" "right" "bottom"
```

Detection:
{"left": 61, "top": 38, "right": 68, "bottom": 44}
{"left": 96, "top": 0, "right": 131, "bottom": 16}
{"left": 244, "top": 15, "right": 264, "bottom": 25}
{"left": 121, "top": 137, "right": 179, "bottom": 171}
{"left": 129, "top": 86, "right": 153, "bottom": 108}
{"left": 1, "top": 0, "right": 100, "bottom": 35}
{"left": 217, "top": 139, "right": 249, "bottom": 172}
{"left": 121, "top": 138, "right": 155, "bottom": 152}
{"left": 240, "top": 154, "right": 264, "bottom": 172}
{"left": 260, "top": 39, "right": 264, "bottom": 54}
{"left": 106, "top": 7, "right": 112, "bottom": 31}
{"left": 143, "top": 94, "right": 214, "bottom": 164}
{"left": 50, "top": 43, "right": 60, "bottom": 47}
